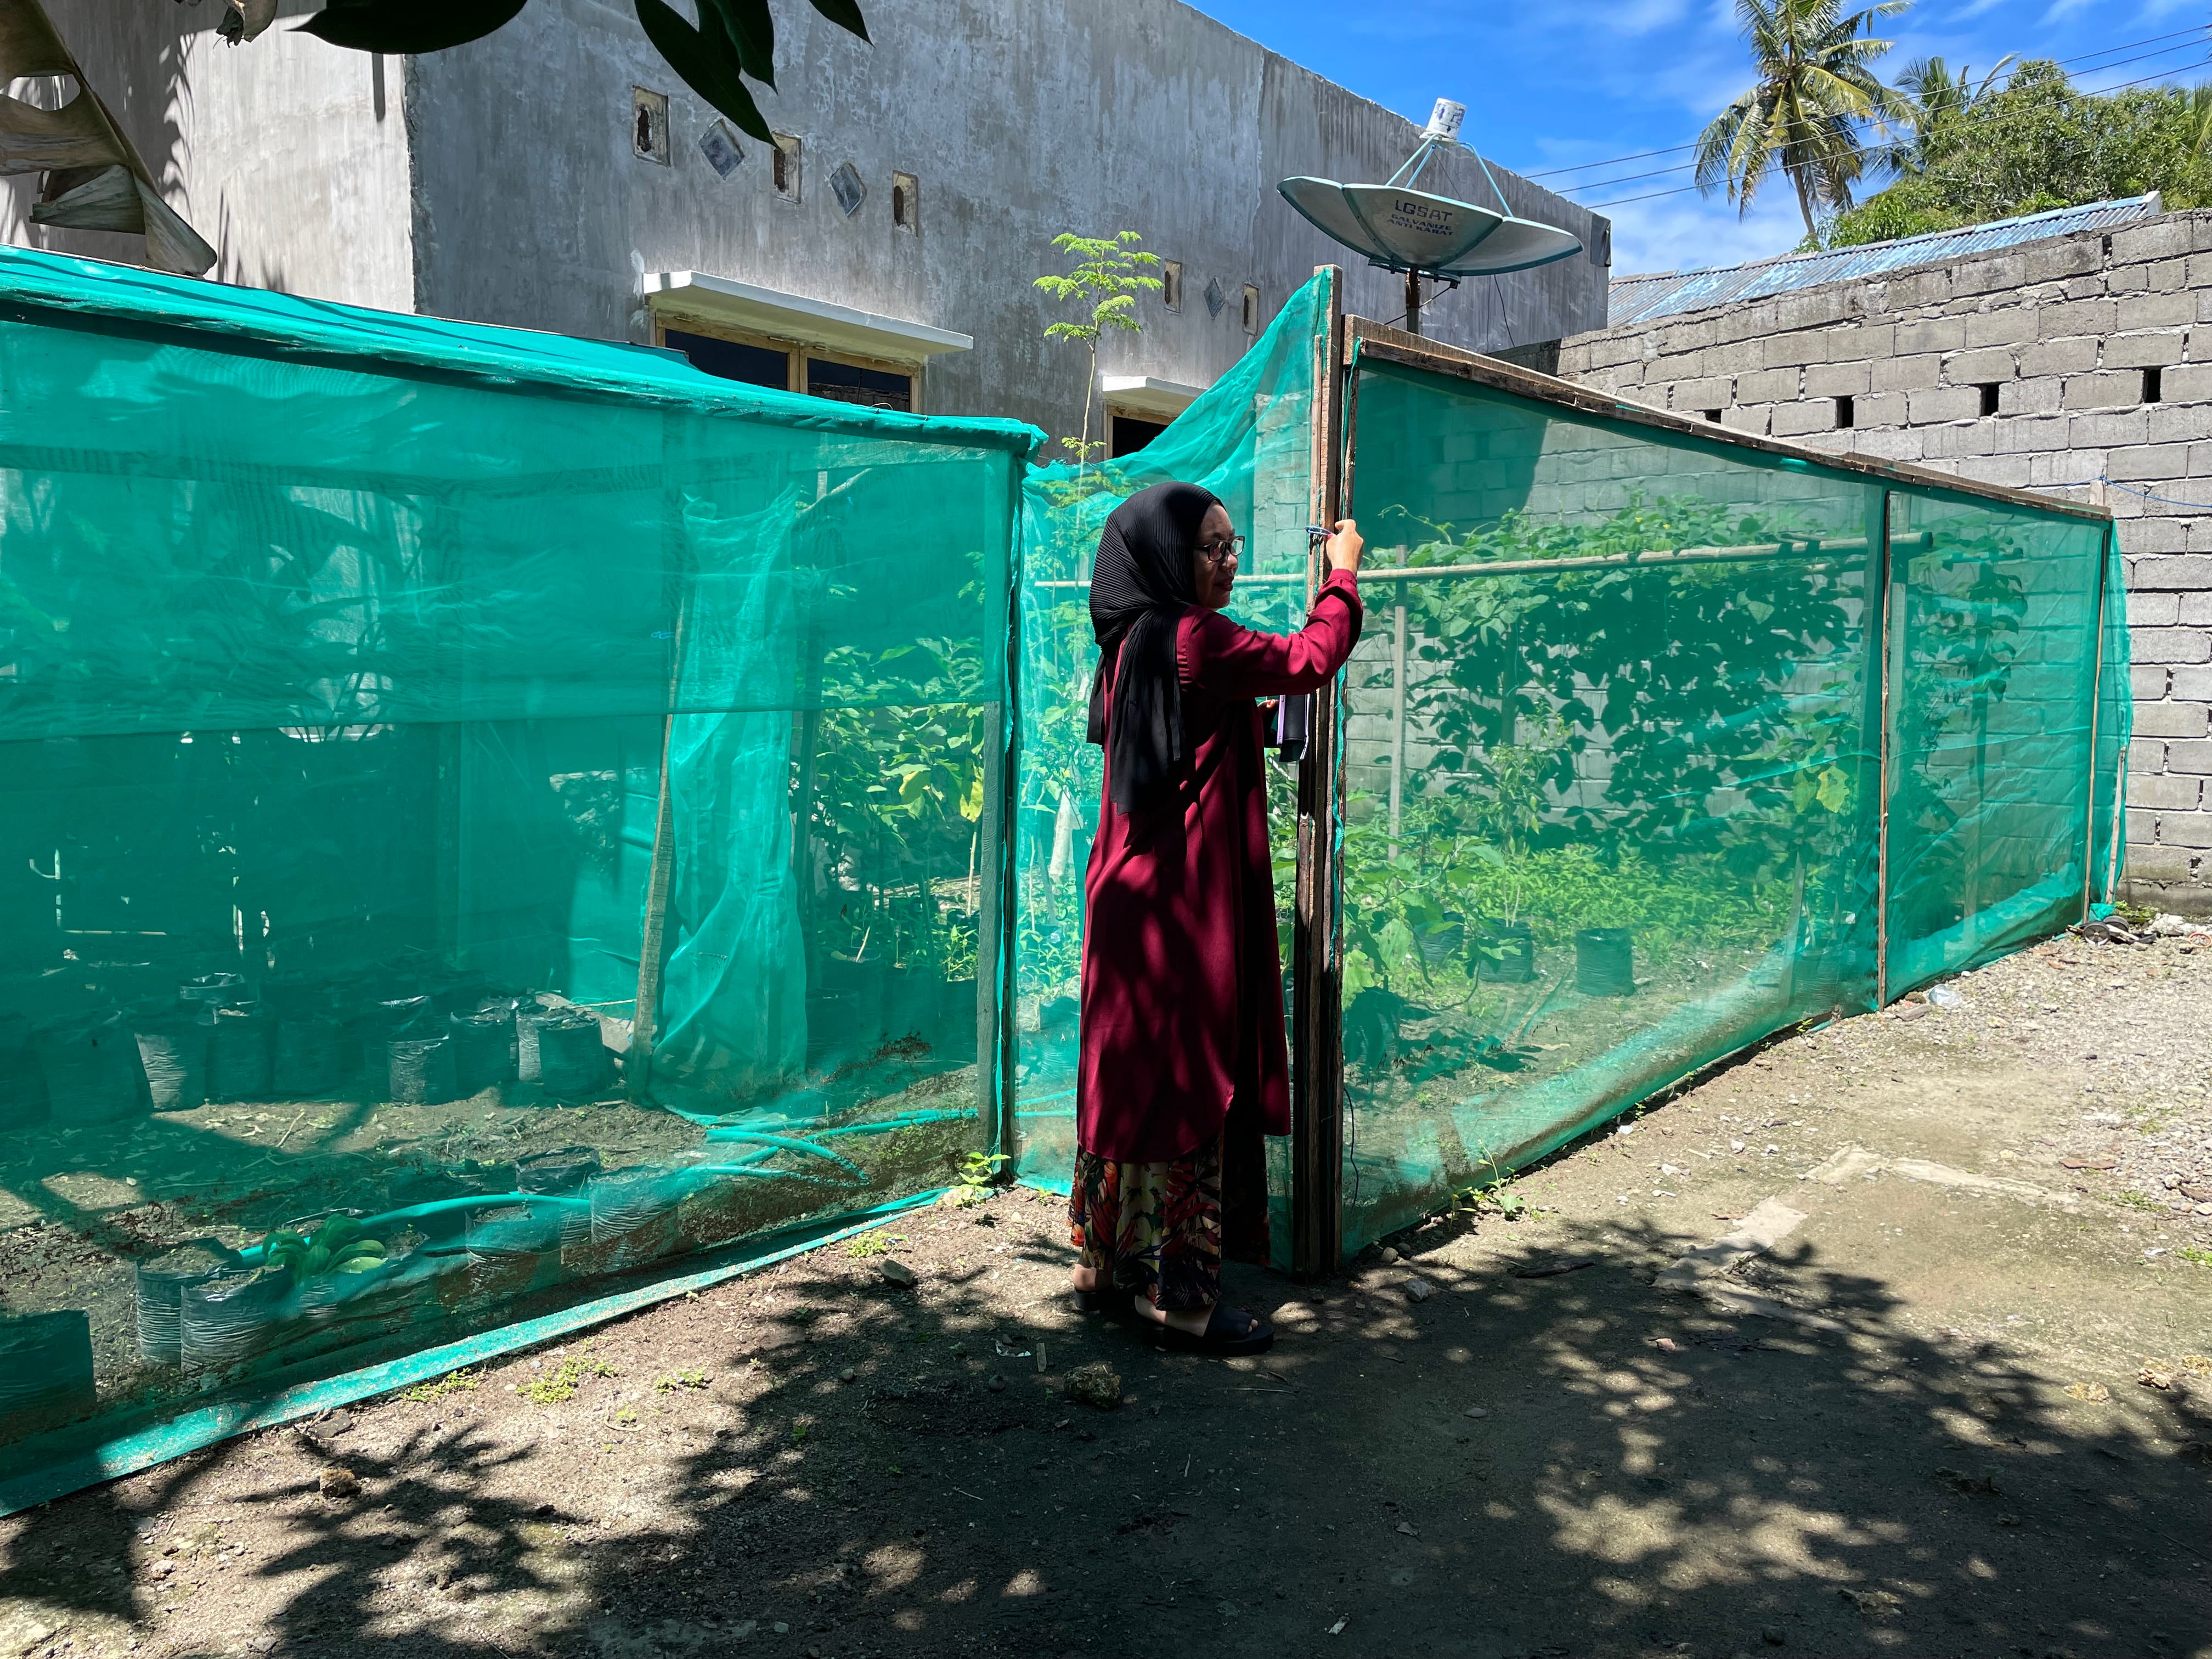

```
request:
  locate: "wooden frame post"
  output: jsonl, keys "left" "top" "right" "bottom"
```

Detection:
{"left": 2081, "top": 519, "right": 2112, "bottom": 921}
{"left": 1290, "top": 266, "right": 1347, "bottom": 1281}
{"left": 1875, "top": 492, "right": 1899, "bottom": 1011}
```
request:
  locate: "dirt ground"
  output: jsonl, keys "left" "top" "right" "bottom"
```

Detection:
{"left": 3, "top": 928, "right": 2209, "bottom": 1659}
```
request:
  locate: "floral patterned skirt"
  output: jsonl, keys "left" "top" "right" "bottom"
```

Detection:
{"left": 1067, "top": 1110, "right": 1269, "bottom": 1311}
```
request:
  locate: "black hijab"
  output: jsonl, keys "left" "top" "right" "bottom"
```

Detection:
{"left": 1087, "top": 481, "right": 1220, "bottom": 812}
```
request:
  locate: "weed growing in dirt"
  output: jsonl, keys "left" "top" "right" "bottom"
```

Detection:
{"left": 2104, "top": 1191, "right": 2168, "bottom": 1214}
{"left": 1453, "top": 1145, "right": 1530, "bottom": 1219}
{"left": 955, "top": 1159, "right": 1013, "bottom": 1194}
{"left": 521, "top": 1353, "right": 618, "bottom": 1405}
{"left": 656, "top": 1369, "right": 710, "bottom": 1392}
{"left": 402, "top": 1368, "right": 479, "bottom": 1404}
{"left": 2180, "top": 1246, "right": 2212, "bottom": 1267}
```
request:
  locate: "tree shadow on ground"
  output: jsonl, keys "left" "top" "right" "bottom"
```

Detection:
{"left": 5, "top": 1199, "right": 2210, "bottom": 1659}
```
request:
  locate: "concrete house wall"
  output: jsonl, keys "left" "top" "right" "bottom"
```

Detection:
{"left": 5, "top": 0, "right": 1610, "bottom": 448}
{"left": 1557, "top": 211, "right": 2212, "bottom": 915}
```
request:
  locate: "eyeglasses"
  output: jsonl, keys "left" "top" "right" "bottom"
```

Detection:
{"left": 1197, "top": 535, "right": 1245, "bottom": 566}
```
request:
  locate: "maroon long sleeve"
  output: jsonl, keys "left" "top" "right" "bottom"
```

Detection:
{"left": 1076, "top": 571, "right": 1364, "bottom": 1162}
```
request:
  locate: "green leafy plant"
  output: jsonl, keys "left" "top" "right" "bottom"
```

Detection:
{"left": 1034, "top": 232, "right": 1164, "bottom": 466}
{"left": 1452, "top": 1147, "right": 1528, "bottom": 1219}
{"left": 262, "top": 1215, "right": 387, "bottom": 1279}
{"left": 402, "top": 1368, "right": 480, "bottom": 1403}
{"left": 956, "top": 1150, "right": 1011, "bottom": 1189}
{"left": 520, "top": 1353, "right": 619, "bottom": 1406}
{"left": 656, "top": 1370, "right": 711, "bottom": 1392}
{"left": 1820, "top": 59, "right": 2212, "bottom": 247}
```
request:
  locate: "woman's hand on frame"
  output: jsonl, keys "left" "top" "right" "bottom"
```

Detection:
{"left": 1325, "top": 518, "right": 1363, "bottom": 575}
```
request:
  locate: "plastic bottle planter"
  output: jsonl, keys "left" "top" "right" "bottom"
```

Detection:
{"left": 569, "top": 1166, "right": 686, "bottom": 1274}
{"left": 133, "top": 1018, "right": 210, "bottom": 1112}
{"left": 37, "top": 1017, "right": 151, "bottom": 1127}
{"left": 533, "top": 1012, "right": 610, "bottom": 1101}
{"left": 448, "top": 1203, "right": 566, "bottom": 1309}
{"left": 515, "top": 1147, "right": 601, "bottom": 1250}
{"left": 273, "top": 1018, "right": 347, "bottom": 1096}
{"left": 514, "top": 1005, "right": 547, "bottom": 1083}
{"left": 387, "top": 1030, "right": 459, "bottom": 1104}
{"left": 1, "top": 1015, "right": 53, "bottom": 1132}
{"left": 180, "top": 1267, "right": 295, "bottom": 1372}
{"left": 1575, "top": 928, "right": 1637, "bottom": 997}
{"left": 133, "top": 1241, "right": 233, "bottom": 1365}
{"left": 449, "top": 1007, "right": 517, "bottom": 1095}
{"left": 1477, "top": 923, "right": 1537, "bottom": 985}
{"left": 207, "top": 1007, "right": 274, "bottom": 1102}
{"left": 0, "top": 1310, "right": 98, "bottom": 1436}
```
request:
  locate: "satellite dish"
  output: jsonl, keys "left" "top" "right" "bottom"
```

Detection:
{"left": 1278, "top": 98, "right": 1583, "bottom": 333}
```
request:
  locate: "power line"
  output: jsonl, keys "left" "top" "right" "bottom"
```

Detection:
{"left": 1519, "top": 24, "right": 2208, "bottom": 187}
{"left": 1579, "top": 62, "right": 2209, "bottom": 212}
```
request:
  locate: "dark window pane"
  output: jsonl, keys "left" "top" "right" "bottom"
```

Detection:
{"left": 663, "top": 329, "right": 789, "bottom": 390}
{"left": 1110, "top": 414, "right": 1169, "bottom": 457}
{"left": 806, "top": 358, "right": 912, "bottom": 413}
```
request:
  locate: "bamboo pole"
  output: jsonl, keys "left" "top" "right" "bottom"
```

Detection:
{"left": 1029, "top": 531, "right": 1928, "bottom": 590}
{"left": 1389, "top": 596, "right": 1409, "bottom": 846}
{"left": 629, "top": 588, "right": 691, "bottom": 1097}
{"left": 1291, "top": 266, "right": 1347, "bottom": 1282}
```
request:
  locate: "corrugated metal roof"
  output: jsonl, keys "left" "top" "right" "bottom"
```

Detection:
{"left": 1607, "top": 194, "right": 2162, "bottom": 328}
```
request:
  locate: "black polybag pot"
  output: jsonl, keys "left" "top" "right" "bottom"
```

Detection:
{"left": 1, "top": 1014, "right": 53, "bottom": 1132}
{"left": 39, "top": 1016, "right": 150, "bottom": 1127}
{"left": 449, "top": 1007, "right": 516, "bottom": 1094}
{"left": 1476, "top": 923, "right": 1536, "bottom": 984}
{"left": 207, "top": 1007, "right": 273, "bottom": 1101}
{"left": 533, "top": 1012, "right": 608, "bottom": 1100}
{"left": 1575, "top": 927, "right": 1636, "bottom": 997}
{"left": 0, "top": 1310, "right": 97, "bottom": 1432}
{"left": 274, "top": 1018, "right": 347, "bottom": 1095}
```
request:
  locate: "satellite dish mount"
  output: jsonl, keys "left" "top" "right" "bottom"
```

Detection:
{"left": 1277, "top": 98, "right": 1583, "bottom": 337}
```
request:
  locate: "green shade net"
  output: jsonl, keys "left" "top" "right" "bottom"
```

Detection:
{"left": 1009, "top": 270, "right": 1327, "bottom": 1260}
{"left": 1333, "top": 355, "right": 2125, "bottom": 1252}
{"left": 1882, "top": 490, "right": 2122, "bottom": 991}
{"left": 0, "top": 246, "right": 1034, "bottom": 1477}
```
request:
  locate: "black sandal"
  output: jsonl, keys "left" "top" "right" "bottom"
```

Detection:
{"left": 1072, "top": 1285, "right": 1134, "bottom": 1316}
{"left": 1149, "top": 1304, "right": 1274, "bottom": 1356}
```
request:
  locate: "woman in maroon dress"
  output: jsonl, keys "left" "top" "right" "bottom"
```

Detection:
{"left": 1068, "top": 481, "right": 1363, "bottom": 1355}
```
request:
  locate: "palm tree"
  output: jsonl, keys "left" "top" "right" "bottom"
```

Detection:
{"left": 1695, "top": 0, "right": 1912, "bottom": 239}
{"left": 1875, "top": 55, "right": 2017, "bottom": 176}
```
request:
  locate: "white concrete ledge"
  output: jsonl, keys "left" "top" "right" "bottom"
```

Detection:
{"left": 643, "top": 270, "right": 972, "bottom": 361}
{"left": 1101, "top": 374, "right": 1209, "bottom": 417}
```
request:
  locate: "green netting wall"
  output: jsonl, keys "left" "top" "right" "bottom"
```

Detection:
{"left": 0, "top": 248, "right": 1035, "bottom": 1489}
{"left": 1009, "top": 271, "right": 1326, "bottom": 1257}
{"left": 1334, "top": 354, "right": 2126, "bottom": 1250}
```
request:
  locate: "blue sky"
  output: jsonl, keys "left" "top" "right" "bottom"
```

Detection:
{"left": 1189, "top": 0, "right": 2203, "bottom": 274}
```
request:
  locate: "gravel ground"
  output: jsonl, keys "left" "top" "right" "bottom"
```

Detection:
{"left": 2, "top": 929, "right": 2209, "bottom": 1659}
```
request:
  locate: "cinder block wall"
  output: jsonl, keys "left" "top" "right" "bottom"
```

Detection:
{"left": 1558, "top": 211, "right": 2212, "bottom": 915}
